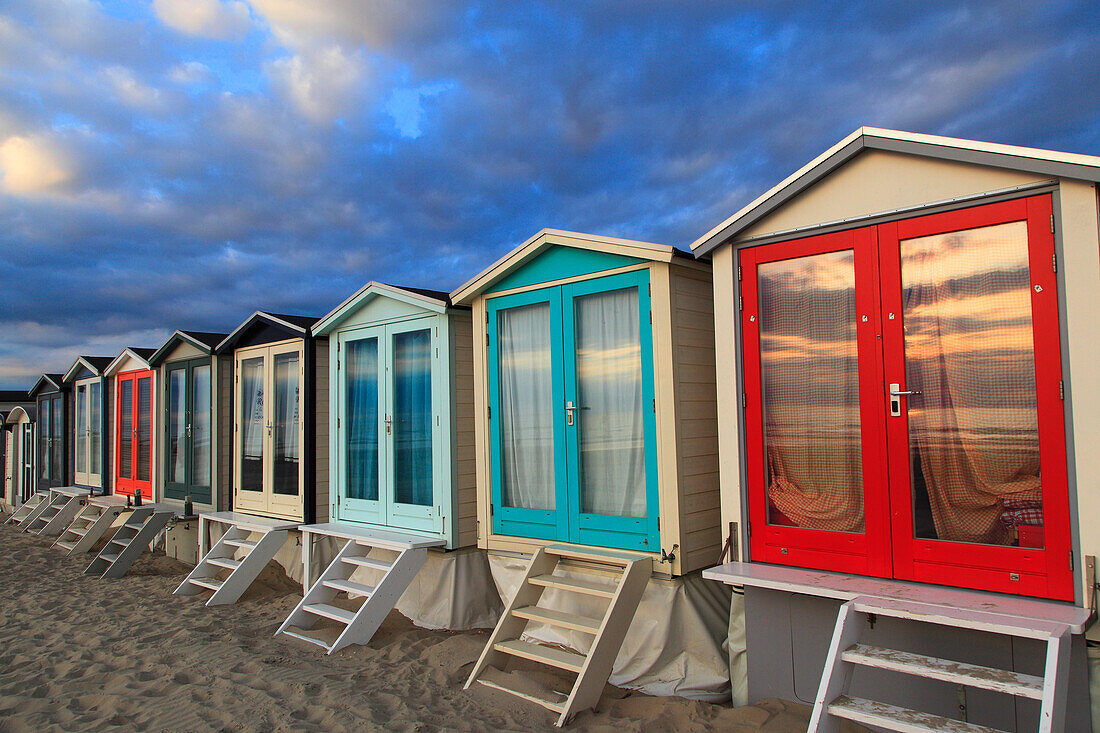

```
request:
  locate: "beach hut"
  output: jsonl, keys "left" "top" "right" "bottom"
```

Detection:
{"left": 275, "top": 283, "right": 500, "bottom": 654}
{"left": 451, "top": 229, "right": 727, "bottom": 724}
{"left": 2, "top": 404, "right": 35, "bottom": 517}
{"left": 175, "top": 312, "right": 328, "bottom": 605}
{"left": 695, "top": 128, "right": 1100, "bottom": 731}
{"left": 1, "top": 391, "right": 34, "bottom": 513}
{"left": 29, "top": 374, "right": 68, "bottom": 493}
{"left": 103, "top": 348, "right": 158, "bottom": 501}
{"left": 61, "top": 356, "right": 113, "bottom": 492}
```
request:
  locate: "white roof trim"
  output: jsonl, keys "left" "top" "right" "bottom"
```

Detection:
{"left": 313, "top": 282, "right": 448, "bottom": 336}
{"left": 215, "top": 311, "right": 309, "bottom": 352}
{"left": 451, "top": 227, "right": 675, "bottom": 304}
{"left": 4, "top": 405, "right": 32, "bottom": 424}
{"left": 692, "top": 126, "right": 1100, "bottom": 256}
{"left": 149, "top": 330, "right": 214, "bottom": 365}
{"left": 104, "top": 348, "right": 153, "bottom": 376}
{"left": 62, "top": 356, "right": 106, "bottom": 382}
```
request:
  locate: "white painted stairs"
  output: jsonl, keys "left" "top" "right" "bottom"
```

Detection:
{"left": 85, "top": 504, "right": 174, "bottom": 579}
{"left": 174, "top": 512, "right": 298, "bottom": 606}
{"left": 26, "top": 487, "right": 89, "bottom": 537}
{"left": 464, "top": 544, "right": 652, "bottom": 727}
{"left": 5, "top": 490, "right": 51, "bottom": 527}
{"left": 276, "top": 522, "right": 444, "bottom": 654}
{"left": 809, "top": 595, "right": 1072, "bottom": 733}
{"left": 54, "top": 495, "right": 128, "bottom": 555}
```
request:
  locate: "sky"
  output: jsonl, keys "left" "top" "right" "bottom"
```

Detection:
{"left": 1, "top": 0, "right": 1099, "bottom": 389}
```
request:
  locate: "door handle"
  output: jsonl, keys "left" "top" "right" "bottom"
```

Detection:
{"left": 888, "top": 383, "right": 921, "bottom": 417}
{"left": 385, "top": 415, "right": 392, "bottom": 435}
{"left": 565, "top": 401, "right": 578, "bottom": 426}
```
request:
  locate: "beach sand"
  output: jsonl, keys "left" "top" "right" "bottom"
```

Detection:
{"left": 0, "top": 524, "right": 823, "bottom": 732}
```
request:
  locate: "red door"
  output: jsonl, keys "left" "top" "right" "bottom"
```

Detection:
{"left": 115, "top": 369, "right": 154, "bottom": 499}
{"left": 741, "top": 195, "right": 1073, "bottom": 601}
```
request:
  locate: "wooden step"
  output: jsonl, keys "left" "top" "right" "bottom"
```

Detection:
{"left": 110, "top": 537, "right": 130, "bottom": 547}
{"left": 513, "top": 606, "right": 602, "bottom": 634}
{"left": 189, "top": 577, "right": 223, "bottom": 592}
{"left": 70, "top": 526, "right": 90, "bottom": 537}
{"left": 543, "top": 544, "right": 639, "bottom": 568}
{"left": 101, "top": 553, "right": 119, "bottom": 564}
{"left": 528, "top": 573, "right": 618, "bottom": 599}
{"left": 123, "top": 521, "right": 147, "bottom": 530}
{"left": 208, "top": 557, "right": 241, "bottom": 570}
{"left": 224, "top": 538, "right": 257, "bottom": 549}
{"left": 477, "top": 671, "right": 567, "bottom": 714}
{"left": 322, "top": 578, "right": 375, "bottom": 597}
{"left": 280, "top": 628, "right": 333, "bottom": 652}
{"left": 842, "top": 644, "right": 1044, "bottom": 699}
{"left": 828, "top": 696, "right": 1006, "bottom": 733}
{"left": 493, "top": 639, "right": 586, "bottom": 674}
{"left": 56, "top": 540, "right": 75, "bottom": 551}
{"left": 303, "top": 603, "right": 356, "bottom": 625}
{"left": 340, "top": 555, "right": 393, "bottom": 572}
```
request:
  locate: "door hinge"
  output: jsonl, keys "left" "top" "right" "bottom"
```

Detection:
{"left": 657, "top": 517, "right": 660, "bottom": 530}
{"left": 737, "top": 265, "right": 742, "bottom": 281}
{"left": 337, "top": 416, "right": 340, "bottom": 429}
{"left": 1050, "top": 214, "right": 1055, "bottom": 233}
{"left": 648, "top": 283, "right": 651, "bottom": 296}
{"left": 738, "top": 295, "right": 743, "bottom": 311}
{"left": 1052, "top": 253, "right": 1057, "bottom": 273}
{"left": 652, "top": 398, "right": 656, "bottom": 413}
{"left": 742, "top": 392, "right": 747, "bottom": 408}
{"left": 649, "top": 310, "right": 652, "bottom": 324}
{"left": 1070, "top": 550, "right": 1075, "bottom": 571}
{"left": 487, "top": 405, "right": 491, "bottom": 420}
{"left": 485, "top": 332, "right": 489, "bottom": 346}
{"left": 489, "top": 503, "right": 494, "bottom": 517}
{"left": 1059, "top": 380, "right": 1064, "bottom": 400}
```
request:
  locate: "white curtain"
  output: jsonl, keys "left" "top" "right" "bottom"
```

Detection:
{"left": 242, "top": 358, "right": 265, "bottom": 461}
{"left": 575, "top": 288, "right": 646, "bottom": 518}
{"left": 498, "top": 302, "right": 555, "bottom": 511}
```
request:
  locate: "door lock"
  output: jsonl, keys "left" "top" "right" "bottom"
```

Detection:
{"left": 888, "top": 383, "right": 922, "bottom": 416}
{"left": 565, "top": 401, "right": 578, "bottom": 426}
{"left": 385, "top": 415, "right": 392, "bottom": 435}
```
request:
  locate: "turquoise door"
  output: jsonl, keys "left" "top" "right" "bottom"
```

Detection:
{"left": 337, "top": 318, "right": 441, "bottom": 534}
{"left": 488, "top": 270, "right": 659, "bottom": 552}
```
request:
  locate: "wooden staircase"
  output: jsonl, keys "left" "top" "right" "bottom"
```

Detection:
{"left": 85, "top": 505, "right": 174, "bottom": 579}
{"left": 21, "top": 490, "right": 72, "bottom": 534}
{"left": 465, "top": 544, "right": 652, "bottom": 727}
{"left": 174, "top": 512, "right": 298, "bottom": 606}
{"left": 31, "top": 488, "right": 89, "bottom": 537}
{"left": 809, "top": 595, "right": 1072, "bottom": 733}
{"left": 54, "top": 495, "right": 128, "bottom": 554}
{"left": 6, "top": 490, "right": 52, "bottom": 528}
{"left": 276, "top": 522, "right": 445, "bottom": 654}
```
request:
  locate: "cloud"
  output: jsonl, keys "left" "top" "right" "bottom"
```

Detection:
{"left": 267, "top": 45, "right": 369, "bottom": 123}
{"left": 152, "top": 0, "right": 252, "bottom": 40}
{"left": 168, "top": 61, "right": 216, "bottom": 86}
{"left": 0, "top": 135, "right": 75, "bottom": 196}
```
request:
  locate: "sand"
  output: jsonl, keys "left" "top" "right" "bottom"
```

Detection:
{"left": 0, "top": 524, "right": 818, "bottom": 732}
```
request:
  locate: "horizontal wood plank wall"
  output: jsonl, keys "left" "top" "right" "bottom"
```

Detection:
{"left": 452, "top": 310, "right": 477, "bottom": 548}
{"left": 314, "top": 338, "right": 329, "bottom": 524}
{"left": 217, "top": 356, "right": 233, "bottom": 512}
{"left": 670, "top": 262, "right": 721, "bottom": 573}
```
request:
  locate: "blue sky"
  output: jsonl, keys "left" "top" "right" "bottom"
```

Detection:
{"left": 1, "top": 0, "right": 1098, "bottom": 388}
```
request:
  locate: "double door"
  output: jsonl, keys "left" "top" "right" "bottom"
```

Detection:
{"left": 164, "top": 359, "right": 213, "bottom": 504}
{"left": 741, "top": 195, "right": 1072, "bottom": 600}
{"left": 115, "top": 370, "right": 154, "bottom": 498}
{"left": 36, "top": 393, "right": 65, "bottom": 490}
{"left": 337, "top": 318, "right": 439, "bottom": 533}
{"left": 234, "top": 341, "right": 304, "bottom": 520}
{"left": 73, "top": 379, "right": 103, "bottom": 487}
{"left": 487, "top": 270, "right": 659, "bottom": 552}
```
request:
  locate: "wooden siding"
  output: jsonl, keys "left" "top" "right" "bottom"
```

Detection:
{"left": 161, "top": 341, "right": 204, "bottom": 363}
{"left": 314, "top": 338, "right": 329, "bottom": 523}
{"left": 217, "top": 354, "right": 233, "bottom": 511}
{"left": 452, "top": 310, "right": 478, "bottom": 549}
{"left": 668, "top": 262, "right": 721, "bottom": 574}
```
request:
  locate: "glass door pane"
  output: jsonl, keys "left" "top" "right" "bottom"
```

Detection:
{"left": 497, "top": 302, "right": 555, "bottom": 511}
{"left": 392, "top": 329, "right": 433, "bottom": 507}
{"left": 137, "top": 378, "right": 151, "bottom": 482}
{"left": 167, "top": 368, "right": 186, "bottom": 486}
{"left": 51, "top": 396, "right": 63, "bottom": 484}
{"left": 758, "top": 251, "right": 865, "bottom": 533}
{"left": 191, "top": 364, "right": 212, "bottom": 496}
{"left": 346, "top": 337, "right": 379, "bottom": 502}
{"left": 119, "top": 379, "right": 133, "bottom": 480}
{"left": 75, "top": 386, "right": 87, "bottom": 475}
{"left": 272, "top": 352, "right": 300, "bottom": 496}
{"left": 239, "top": 356, "right": 265, "bottom": 493}
{"left": 37, "top": 399, "right": 49, "bottom": 486}
{"left": 90, "top": 382, "right": 101, "bottom": 476}
{"left": 573, "top": 287, "right": 645, "bottom": 518}
{"left": 899, "top": 221, "right": 1040, "bottom": 547}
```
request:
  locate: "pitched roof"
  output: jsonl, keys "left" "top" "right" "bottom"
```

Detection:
{"left": 148, "top": 330, "right": 230, "bottom": 365}
{"left": 29, "top": 373, "right": 65, "bottom": 396}
{"left": 312, "top": 282, "right": 455, "bottom": 336}
{"left": 691, "top": 126, "right": 1100, "bottom": 256}
{"left": 216, "top": 311, "right": 320, "bottom": 353}
{"left": 62, "top": 355, "right": 115, "bottom": 382}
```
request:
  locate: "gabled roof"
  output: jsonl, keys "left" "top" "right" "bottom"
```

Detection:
{"left": 62, "top": 355, "right": 113, "bottom": 382}
{"left": 313, "top": 282, "right": 453, "bottom": 336}
{"left": 148, "top": 330, "right": 229, "bottom": 365}
{"left": 29, "top": 373, "right": 65, "bottom": 397}
{"left": 691, "top": 126, "right": 1100, "bottom": 257}
{"left": 451, "top": 228, "right": 683, "bottom": 304}
{"left": 103, "top": 347, "right": 156, "bottom": 377}
{"left": 215, "top": 311, "right": 320, "bottom": 353}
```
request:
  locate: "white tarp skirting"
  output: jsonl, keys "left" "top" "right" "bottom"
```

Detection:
{"left": 488, "top": 553, "right": 733, "bottom": 702}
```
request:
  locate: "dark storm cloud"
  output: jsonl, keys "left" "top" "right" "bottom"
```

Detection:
{"left": 1, "top": 0, "right": 1098, "bottom": 387}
